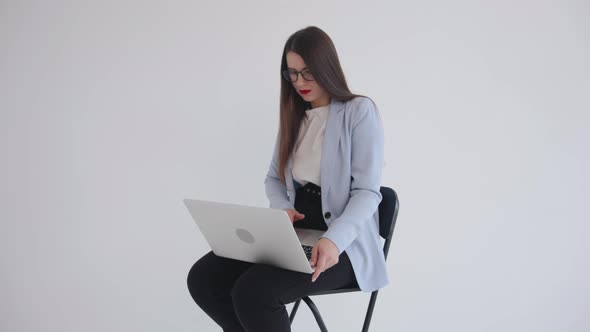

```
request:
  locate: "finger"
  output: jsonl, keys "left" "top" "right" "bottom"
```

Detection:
{"left": 324, "top": 255, "right": 338, "bottom": 270}
{"left": 324, "top": 260, "right": 335, "bottom": 271}
{"left": 312, "top": 257, "right": 326, "bottom": 282}
{"left": 286, "top": 211, "right": 294, "bottom": 222}
{"left": 310, "top": 245, "right": 318, "bottom": 266}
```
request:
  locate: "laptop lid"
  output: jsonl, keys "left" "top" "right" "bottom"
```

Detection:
{"left": 183, "top": 199, "right": 316, "bottom": 274}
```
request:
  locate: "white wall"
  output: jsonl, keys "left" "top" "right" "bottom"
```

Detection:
{"left": 1, "top": 0, "right": 588, "bottom": 331}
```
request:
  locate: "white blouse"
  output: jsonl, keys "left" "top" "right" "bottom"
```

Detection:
{"left": 292, "top": 105, "right": 330, "bottom": 186}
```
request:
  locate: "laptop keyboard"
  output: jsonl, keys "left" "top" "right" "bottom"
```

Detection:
{"left": 301, "top": 245, "right": 313, "bottom": 260}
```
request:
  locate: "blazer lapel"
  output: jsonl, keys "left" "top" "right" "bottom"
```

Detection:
{"left": 320, "top": 98, "right": 345, "bottom": 194}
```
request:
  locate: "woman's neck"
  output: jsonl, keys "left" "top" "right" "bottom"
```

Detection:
{"left": 311, "top": 96, "right": 331, "bottom": 109}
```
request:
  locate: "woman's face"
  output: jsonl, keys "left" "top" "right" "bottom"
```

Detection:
{"left": 285, "top": 51, "right": 331, "bottom": 108}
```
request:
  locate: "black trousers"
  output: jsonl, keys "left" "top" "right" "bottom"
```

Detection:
{"left": 186, "top": 183, "right": 358, "bottom": 332}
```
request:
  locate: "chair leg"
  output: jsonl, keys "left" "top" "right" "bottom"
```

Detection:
{"left": 361, "top": 290, "right": 379, "bottom": 332}
{"left": 301, "top": 296, "right": 328, "bottom": 332}
{"left": 289, "top": 299, "right": 301, "bottom": 323}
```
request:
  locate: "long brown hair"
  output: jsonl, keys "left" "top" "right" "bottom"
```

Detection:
{"left": 278, "top": 26, "right": 364, "bottom": 182}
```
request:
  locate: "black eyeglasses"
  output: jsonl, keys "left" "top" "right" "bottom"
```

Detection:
{"left": 282, "top": 68, "right": 315, "bottom": 82}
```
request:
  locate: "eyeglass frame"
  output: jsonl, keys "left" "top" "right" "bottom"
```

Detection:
{"left": 281, "top": 68, "right": 315, "bottom": 82}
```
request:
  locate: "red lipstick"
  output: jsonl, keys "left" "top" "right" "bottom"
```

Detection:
{"left": 299, "top": 90, "right": 311, "bottom": 95}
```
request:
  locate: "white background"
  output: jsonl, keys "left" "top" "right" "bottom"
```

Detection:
{"left": 1, "top": 0, "right": 588, "bottom": 331}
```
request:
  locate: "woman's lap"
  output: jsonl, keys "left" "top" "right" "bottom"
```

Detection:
{"left": 188, "top": 250, "right": 357, "bottom": 305}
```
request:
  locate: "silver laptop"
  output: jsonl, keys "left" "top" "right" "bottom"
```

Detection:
{"left": 183, "top": 199, "right": 324, "bottom": 274}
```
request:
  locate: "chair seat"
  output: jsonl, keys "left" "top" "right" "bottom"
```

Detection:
{"left": 308, "top": 287, "right": 361, "bottom": 296}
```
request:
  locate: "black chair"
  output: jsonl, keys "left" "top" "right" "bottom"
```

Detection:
{"left": 289, "top": 186, "right": 400, "bottom": 332}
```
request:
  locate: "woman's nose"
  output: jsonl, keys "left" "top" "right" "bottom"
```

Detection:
{"left": 293, "top": 79, "right": 306, "bottom": 88}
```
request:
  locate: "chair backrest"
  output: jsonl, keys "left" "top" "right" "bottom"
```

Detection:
{"left": 377, "top": 186, "right": 399, "bottom": 260}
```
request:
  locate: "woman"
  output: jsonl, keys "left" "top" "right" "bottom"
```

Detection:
{"left": 187, "top": 26, "right": 387, "bottom": 332}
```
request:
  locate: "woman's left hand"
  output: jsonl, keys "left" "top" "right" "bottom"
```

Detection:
{"left": 310, "top": 238, "right": 339, "bottom": 282}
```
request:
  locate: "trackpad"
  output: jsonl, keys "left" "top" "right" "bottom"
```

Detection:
{"left": 295, "top": 228, "right": 325, "bottom": 246}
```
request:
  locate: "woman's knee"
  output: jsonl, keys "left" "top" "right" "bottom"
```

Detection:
{"left": 186, "top": 258, "right": 207, "bottom": 300}
{"left": 186, "top": 252, "right": 222, "bottom": 301}
{"left": 187, "top": 252, "right": 252, "bottom": 303}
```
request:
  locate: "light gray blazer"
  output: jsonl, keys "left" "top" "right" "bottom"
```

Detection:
{"left": 264, "top": 96, "right": 388, "bottom": 292}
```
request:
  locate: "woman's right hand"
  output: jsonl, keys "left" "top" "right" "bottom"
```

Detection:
{"left": 284, "top": 209, "right": 305, "bottom": 224}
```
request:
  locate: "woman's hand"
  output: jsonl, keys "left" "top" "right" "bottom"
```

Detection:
{"left": 284, "top": 209, "right": 305, "bottom": 224}
{"left": 310, "top": 238, "right": 339, "bottom": 282}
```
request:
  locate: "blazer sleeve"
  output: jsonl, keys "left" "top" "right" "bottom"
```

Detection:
{"left": 321, "top": 98, "right": 384, "bottom": 254}
{"left": 264, "top": 134, "right": 295, "bottom": 210}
